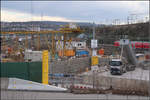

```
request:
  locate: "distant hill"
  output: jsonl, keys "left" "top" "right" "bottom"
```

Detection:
{"left": 1, "top": 21, "right": 95, "bottom": 31}
{"left": 80, "top": 22, "right": 149, "bottom": 44}
{"left": 1, "top": 21, "right": 148, "bottom": 44}
{"left": 1, "top": 21, "right": 93, "bottom": 26}
{"left": 98, "top": 22, "right": 149, "bottom": 43}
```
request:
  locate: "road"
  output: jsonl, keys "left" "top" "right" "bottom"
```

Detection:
{"left": 82, "top": 68, "right": 149, "bottom": 81}
{"left": 1, "top": 90, "right": 149, "bottom": 100}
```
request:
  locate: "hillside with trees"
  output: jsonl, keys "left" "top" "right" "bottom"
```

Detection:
{"left": 80, "top": 22, "right": 149, "bottom": 44}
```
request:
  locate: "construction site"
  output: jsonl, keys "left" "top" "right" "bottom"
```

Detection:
{"left": 1, "top": 1, "right": 150, "bottom": 100}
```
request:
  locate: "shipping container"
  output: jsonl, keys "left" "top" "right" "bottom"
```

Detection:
{"left": 98, "top": 48, "right": 104, "bottom": 55}
{"left": 64, "top": 50, "right": 75, "bottom": 57}
{"left": 58, "top": 50, "right": 63, "bottom": 57}
{"left": 76, "top": 50, "right": 89, "bottom": 57}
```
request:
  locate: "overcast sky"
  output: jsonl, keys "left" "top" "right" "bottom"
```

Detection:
{"left": 1, "top": 1, "right": 149, "bottom": 24}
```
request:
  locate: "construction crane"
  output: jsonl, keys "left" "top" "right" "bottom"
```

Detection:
{"left": 1, "top": 24, "right": 83, "bottom": 60}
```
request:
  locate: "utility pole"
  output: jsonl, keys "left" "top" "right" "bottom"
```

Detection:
{"left": 127, "top": 16, "right": 130, "bottom": 25}
{"left": 145, "top": 16, "right": 148, "bottom": 22}
{"left": 113, "top": 19, "right": 120, "bottom": 25}
{"left": 129, "top": 12, "right": 146, "bottom": 24}
{"left": 93, "top": 22, "right": 95, "bottom": 39}
{"left": 91, "top": 22, "right": 98, "bottom": 71}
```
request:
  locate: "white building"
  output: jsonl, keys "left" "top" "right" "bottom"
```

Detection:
{"left": 56, "top": 41, "right": 86, "bottom": 51}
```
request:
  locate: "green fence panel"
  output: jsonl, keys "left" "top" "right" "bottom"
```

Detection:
{"left": 28, "top": 62, "right": 42, "bottom": 83}
{"left": 0, "top": 62, "right": 29, "bottom": 80}
{"left": 0, "top": 62, "right": 42, "bottom": 83}
{"left": 1, "top": 63, "right": 7, "bottom": 77}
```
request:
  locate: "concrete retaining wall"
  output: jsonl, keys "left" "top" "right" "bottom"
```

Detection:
{"left": 49, "top": 57, "right": 91, "bottom": 74}
{"left": 49, "top": 57, "right": 110, "bottom": 74}
{"left": 1, "top": 78, "right": 9, "bottom": 89}
{"left": 82, "top": 75, "right": 149, "bottom": 91}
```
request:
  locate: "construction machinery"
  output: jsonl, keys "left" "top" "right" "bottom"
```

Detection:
{"left": 109, "top": 39, "right": 137, "bottom": 75}
{"left": 109, "top": 56, "right": 127, "bottom": 75}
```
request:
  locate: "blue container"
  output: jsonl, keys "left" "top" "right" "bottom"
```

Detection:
{"left": 76, "top": 50, "right": 89, "bottom": 56}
